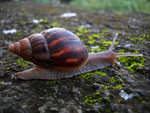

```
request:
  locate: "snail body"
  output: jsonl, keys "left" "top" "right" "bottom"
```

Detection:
{"left": 9, "top": 28, "right": 143, "bottom": 80}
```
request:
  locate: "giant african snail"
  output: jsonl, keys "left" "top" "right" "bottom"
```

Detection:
{"left": 9, "top": 28, "right": 143, "bottom": 80}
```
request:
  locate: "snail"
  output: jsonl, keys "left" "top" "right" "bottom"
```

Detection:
{"left": 9, "top": 28, "right": 143, "bottom": 80}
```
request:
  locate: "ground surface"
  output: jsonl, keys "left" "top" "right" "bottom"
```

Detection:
{"left": 0, "top": 1, "right": 150, "bottom": 113}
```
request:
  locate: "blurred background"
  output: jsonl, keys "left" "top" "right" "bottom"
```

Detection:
{"left": 1, "top": 0, "right": 150, "bottom": 14}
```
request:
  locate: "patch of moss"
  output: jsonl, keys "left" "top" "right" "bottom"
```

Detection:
{"left": 110, "top": 76, "right": 116, "bottom": 83}
{"left": 117, "top": 99, "right": 121, "bottom": 103}
{"left": 0, "top": 81, "right": 4, "bottom": 84}
{"left": 118, "top": 50, "right": 145, "bottom": 74}
{"left": 50, "top": 22, "right": 61, "bottom": 27}
{"left": 77, "top": 26, "right": 89, "bottom": 33}
{"left": 39, "top": 19, "right": 49, "bottom": 24}
{"left": 78, "top": 71, "right": 106, "bottom": 81}
{"left": 102, "top": 84, "right": 110, "bottom": 89}
{"left": 102, "top": 29, "right": 109, "bottom": 33}
{"left": 24, "top": 11, "right": 29, "bottom": 16}
{"left": 130, "top": 34, "right": 150, "bottom": 44}
{"left": 130, "top": 37, "right": 146, "bottom": 44}
{"left": 102, "top": 82, "right": 124, "bottom": 90}
{"left": 19, "top": 20, "right": 24, "bottom": 24}
{"left": 84, "top": 91, "right": 103, "bottom": 106}
{"left": 6, "top": 67, "right": 10, "bottom": 70}
{"left": 48, "top": 80, "right": 57, "bottom": 84}
{"left": 141, "top": 100, "right": 145, "bottom": 104}
{"left": 113, "top": 83, "right": 123, "bottom": 89}
{"left": 78, "top": 72, "right": 93, "bottom": 81}
{"left": 17, "top": 58, "right": 30, "bottom": 67}
{"left": 94, "top": 70, "right": 106, "bottom": 76}
{"left": 17, "top": 32, "right": 22, "bottom": 36}
{"left": 1, "top": 8, "right": 4, "bottom": 11}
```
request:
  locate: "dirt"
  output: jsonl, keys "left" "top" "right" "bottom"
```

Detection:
{"left": 0, "top": 1, "right": 150, "bottom": 113}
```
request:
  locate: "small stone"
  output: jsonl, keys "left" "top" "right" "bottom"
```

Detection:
{"left": 74, "top": 109, "right": 82, "bottom": 113}
{"left": 0, "top": 70, "right": 4, "bottom": 77}
{"left": 85, "top": 108, "right": 99, "bottom": 113}
{"left": 92, "top": 83, "right": 103, "bottom": 90}
{"left": 110, "top": 103, "right": 129, "bottom": 113}
{"left": 59, "top": 108, "right": 69, "bottom": 113}
{"left": 59, "top": 85, "right": 69, "bottom": 93}
{"left": 50, "top": 107, "right": 58, "bottom": 112}
{"left": 38, "top": 101, "right": 53, "bottom": 113}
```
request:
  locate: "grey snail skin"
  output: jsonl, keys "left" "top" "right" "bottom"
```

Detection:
{"left": 9, "top": 28, "right": 143, "bottom": 80}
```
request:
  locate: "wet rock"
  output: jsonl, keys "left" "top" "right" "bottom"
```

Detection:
{"left": 74, "top": 109, "right": 83, "bottom": 113}
{"left": 92, "top": 74, "right": 110, "bottom": 84}
{"left": 85, "top": 108, "right": 99, "bottom": 113}
{"left": 0, "top": 70, "right": 4, "bottom": 77}
{"left": 92, "top": 83, "right": 103, "bottom": 90}
{"left": 59, "top": 108, "right": 69, "bottom": 113}
{"left": 110, "top": 103, "right": 129, "bottom": 113}
{"left": 59, "top": 85, "right": 69, "bottom": 93}
{"left": 50, "top": 107, "right": 59, "bottom": 113}
{"left": 59, "top": 85, "right": 69, "bottom": 98}
{"left": 72, "top": 87, "right": 84, "bottom": 101}
{"left": 138, "top": 105, "right": 150, "bottom": 113}
{"left": 38, "top": 101, "right": 57, "bottom": 113}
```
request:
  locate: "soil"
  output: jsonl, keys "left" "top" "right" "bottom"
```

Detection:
{"left": 0, "top": 1, "right": 150, "bottom": 113}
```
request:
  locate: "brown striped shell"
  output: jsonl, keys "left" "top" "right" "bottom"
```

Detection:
{"left": 9, "top": 28, "right": 89, "bottom": 70}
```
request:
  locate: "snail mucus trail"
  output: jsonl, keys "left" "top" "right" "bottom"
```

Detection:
{"left": 9, "top": 28, "right": 143, "bottom": 80}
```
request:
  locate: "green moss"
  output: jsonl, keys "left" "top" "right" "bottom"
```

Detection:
{"left": 118, "top": 50, "right": 145, "bottom": 74}
{"left": 130, "top": 37, "right": 146, "bottom": 44}
{"left": 102, "top": 29, "right": 109, "bottom": 33}
{"left": 6, "top": 67, "right": 10, "bottom": 70}
{"left": 17, "top": 32, "right": 22, "bottom": 36}
{"left": 102, "top": 82, "right": 124, "bottom": 90}
{"left": 48, "top": 80, "right": 57, "bottom": 84}
{"left": 19, "top": 20, "right": 24, "bottom": 24}
{"left": 1, "top": 8, "right": 4, "bottom": 11}
{"left": 17, "top": 58, "right": 30, "bottom": 67}
{"left": 119, "top": 79, "right": 123, "bottom": 82}
{"left": 110, "top": 76, "right": 116, "bottom": 83}
{"left": 94, "top": 71, "right": 107, "bottom": 76}
{"left": 78, "top": 71, "right": 106, "bottom": 82}
{"left": 78, "top": 72, "right": 93, "bottom": 81}
{"left": 77, "top": 26, "right": 89, "bottom": 33}
{"left": 84, "top": 91, "right": 103, "bottom": 106}
{"left": 0, "top": 81, "right": 4, "bottom": 84}
{"left": 50, "top": 22, "right": 61, "bottom": 27}
{"left": 92, "top": 33, "right": 100, "bottom": 38}
{"left": 75, "top": 32, "right": 82, "bottom": 37}
{"left": 141, "top": 100, "right": 145, "bottom": 104}
{"left": 88, "top": 39, "right": 96, "bottom": 44}
{"left": 84, "top": 91, "right": 112, "bottom": 109}
{"left": 113, "top": 83, "right": 123, "bottom": 89}
{"left": 24, "top": 11, "right": 29, "bottom": 16}
{"left": 39, "top": 19, "right": 49, "bottom": 24}
{"left": 117, "top": 99, "right": 121, "bottom": 103}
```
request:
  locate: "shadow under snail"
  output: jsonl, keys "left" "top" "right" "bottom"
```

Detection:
{"left": 9, "top": 28, "right": 143, "bottom": 80}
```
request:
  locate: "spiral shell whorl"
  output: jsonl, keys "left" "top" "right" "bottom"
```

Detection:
{"left": 9, "top": 38, "right": 32, "bottom": 61}
{"left": 28, "top": 34, "right": 50, "bottom": 66}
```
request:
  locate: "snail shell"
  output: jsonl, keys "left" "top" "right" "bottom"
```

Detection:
{"left": 9, "top": 28, "right": 88, "bottom": 70}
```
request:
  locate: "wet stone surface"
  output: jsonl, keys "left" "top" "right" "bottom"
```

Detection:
{"left": 0, "top": 1, "right": 150, "bottom": 113}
